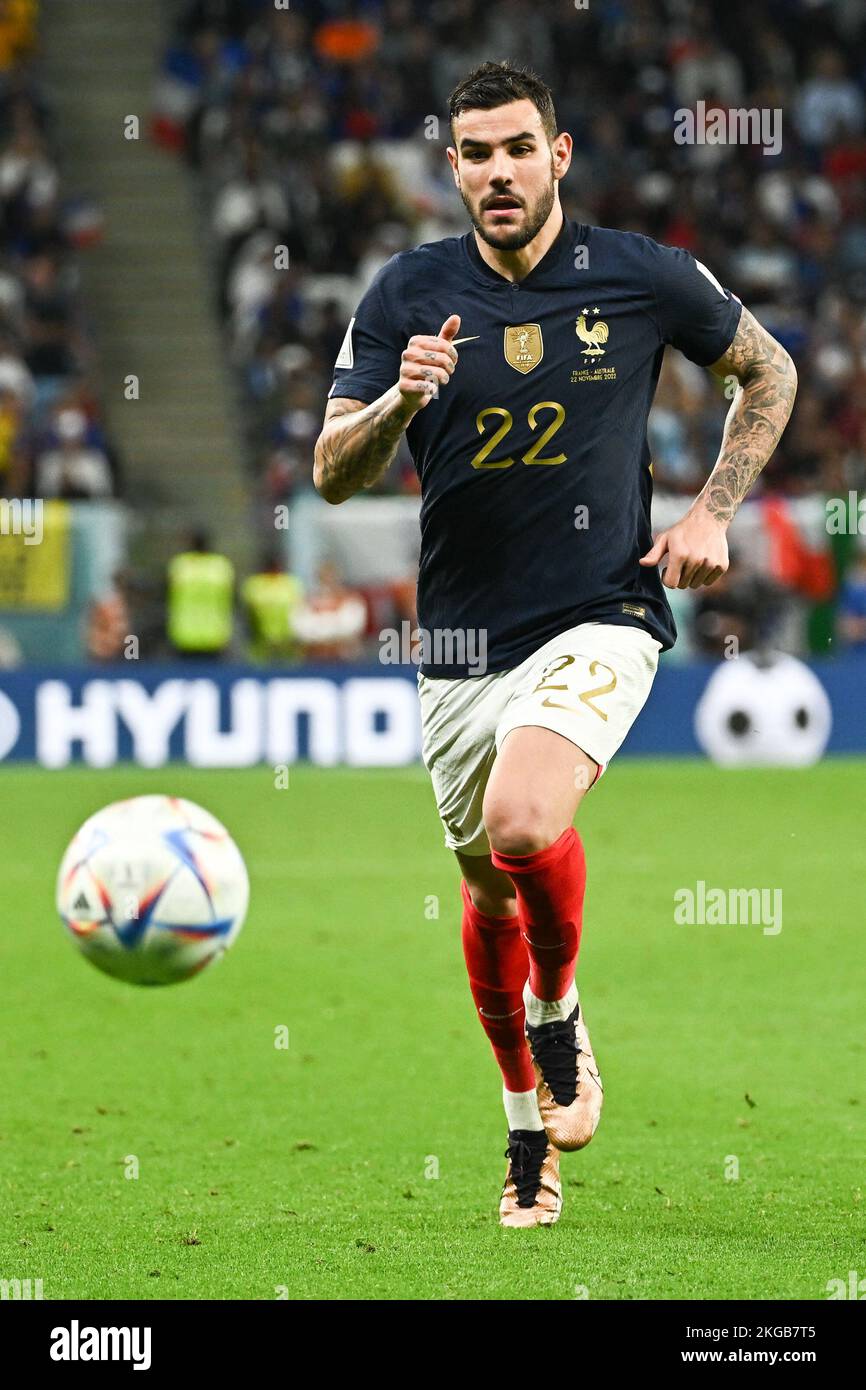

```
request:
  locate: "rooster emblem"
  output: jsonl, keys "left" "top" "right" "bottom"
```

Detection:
{"left": 576, "top": 307, "right": 609, "bottom": 356}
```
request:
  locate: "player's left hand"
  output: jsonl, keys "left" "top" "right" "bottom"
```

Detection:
{"left": 639, "top": 506, "right": 729, "bottom": 589}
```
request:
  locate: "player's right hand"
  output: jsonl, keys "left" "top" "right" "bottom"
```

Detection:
{"left": 398, "top": 314, "right": 461, "bottom": 411}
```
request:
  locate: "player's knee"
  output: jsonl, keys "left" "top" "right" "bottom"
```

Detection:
{"left": 483, "top": 798, "right": 556, "bottom": 857}
{"left": 467, "top": 882, "right": 518, "bottom": 918}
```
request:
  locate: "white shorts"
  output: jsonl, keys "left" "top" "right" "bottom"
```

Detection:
{"left": 418, "top": 621, "right": 662, "bottom": 855}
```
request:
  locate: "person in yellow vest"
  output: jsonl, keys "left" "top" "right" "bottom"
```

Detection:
{"left": 240, "top": 551, "right": 304, "bottom": 663}
{"left": 166, "top": 530, "right": 235, "bottom": 659}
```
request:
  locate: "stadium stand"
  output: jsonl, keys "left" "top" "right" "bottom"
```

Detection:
{"left": 0, "top": 0, "right": 118, "bottom": 504}
{"left": 40, "top": 0, "right": 250, "bottom": 571}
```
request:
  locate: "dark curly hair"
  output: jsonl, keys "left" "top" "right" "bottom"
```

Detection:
{"left": 449, "top": 61, "right": 558, "bottom": 145}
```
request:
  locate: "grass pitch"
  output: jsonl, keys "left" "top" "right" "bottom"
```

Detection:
{"left": 1, "top": 759, "right": 864, "bottom": 1300}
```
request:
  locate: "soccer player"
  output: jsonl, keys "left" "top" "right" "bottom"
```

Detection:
{"left": 314, "top": 62, "right": 797, "bottom": 1227}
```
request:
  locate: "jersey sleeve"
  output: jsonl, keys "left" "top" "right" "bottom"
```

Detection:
{"left": 327, "top": 255, "right": 405, "bottom": 404}
{"left": 649, "top": 241, "right": 742, "bottom": 367}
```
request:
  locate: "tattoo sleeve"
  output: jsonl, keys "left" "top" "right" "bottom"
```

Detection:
{"left": 313, "top": 387, "right": 415, "bottom": 504}
{"left": 698, "top": 306, "right": 798, "bottom": 525}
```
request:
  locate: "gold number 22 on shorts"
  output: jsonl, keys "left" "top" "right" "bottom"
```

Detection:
{"left": 532, "top": 655, "right": 618, "bottom": 722}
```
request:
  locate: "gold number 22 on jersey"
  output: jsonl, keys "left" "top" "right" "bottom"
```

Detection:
{"left": 471, "top": 401, "right": 567, "bottom": 469}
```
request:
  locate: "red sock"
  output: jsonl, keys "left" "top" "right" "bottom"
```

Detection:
{"left": 460, "top": 879, "right": 535, "bottom": 1093}
{"left": 490, "top": 827, "right": 586, "bottom": 1002}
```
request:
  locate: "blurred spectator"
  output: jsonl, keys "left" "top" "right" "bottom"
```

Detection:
{"left": 167, "top": 528, "right": 235, "bottom": 658}
{"left": 796, "top": 48, "right": 864, "bottom": 149}
{"left": 212, "top": 142, "right": 289, "bottom": 314}
{"left": 0, "top": 1, "right": 37, "bottom": 71}
{"left": 240, "top": 549, "right": 303, "bottom": 662}
{"left": 0, "top": 623, "right": 22, "bottom": 667}
{"left": 86, "top": 569, "right": 132, "bottom": 662}
{"left": 692, "top": 554, "right": 791, "bottom": 657}
{"left": 294, "top": 560, "right": 366, "bottom": 662}
{"left": 648, "top": 354, "right": 710, "bottom": 494}
{"left": 0, "top": 333, "right": 35, "bottom": 409}
{"left": 21, "top": 252, "right": 76, "bottom": 378}
{"left": 0, "top": 380, "right": 27, "bottom": 493}
{"left": 672, "top": 28, "right": 744, "bottom": 109}
{"left": 837, "top": 546, "right": 866, "bottom": 650}
{"left": 35, "top": 405, "right": 113, "bottom": 498}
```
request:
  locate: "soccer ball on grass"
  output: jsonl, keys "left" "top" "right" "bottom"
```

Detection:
{"left": 56, "top": 795, "right": 249, "bottom": 986}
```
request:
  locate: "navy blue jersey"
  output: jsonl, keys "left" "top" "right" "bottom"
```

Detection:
{"left": 328, "top": 215, "right": 741, "bottom": 676}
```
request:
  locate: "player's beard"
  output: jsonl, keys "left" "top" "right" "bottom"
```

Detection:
{"left": 462, "top": 160, "right": 557, "bottom": 252}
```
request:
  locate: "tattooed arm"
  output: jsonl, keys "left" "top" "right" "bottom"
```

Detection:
{"left": 313, "top": 314, "right": 461, "bottom": 504}
{"left": 313, "top": 390, "right": 415, "bottom": 503}
{"left": 640, "top": 307, "right": 797, "bottom": 589}
{"left": 702, "top": 308, "right": 798, "bottom": 524}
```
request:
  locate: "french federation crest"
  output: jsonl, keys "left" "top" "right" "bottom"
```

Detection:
{"left": 575, "top": 307, "right": 609, "bottom": 356}
{"left": 504, "top": 323, "right": 543, "bottom": 374}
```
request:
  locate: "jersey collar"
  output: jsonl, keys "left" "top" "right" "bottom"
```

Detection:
{"left": 462, "top": 212, "right": 582, "bottom": 288}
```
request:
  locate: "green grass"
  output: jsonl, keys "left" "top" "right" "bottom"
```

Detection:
{"left": 1, "top": 760, "right": 864, "bottom": 1300}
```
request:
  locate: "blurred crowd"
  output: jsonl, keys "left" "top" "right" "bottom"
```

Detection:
{"left": 153, "top": 0, "right": 866, "bottom": 498}
{"left": 0, "top": 0, "right": 118, "bottom": 502}
{"left": 146, "top": 0, "right": 866, "bottom": 659}
{"left": 0, "top": 0, "right": 861, "bottom": 666}
{"left": 87, "top": 531, "right": 374, "bottom": 665}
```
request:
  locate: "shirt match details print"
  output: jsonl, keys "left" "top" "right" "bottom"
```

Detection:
{"left": 325, "top": 219, "right": 743, "bottom": 675}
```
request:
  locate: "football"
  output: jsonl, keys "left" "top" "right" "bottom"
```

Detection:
{"left": 56, "top": 795, "right": 249, "bottom": 986}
